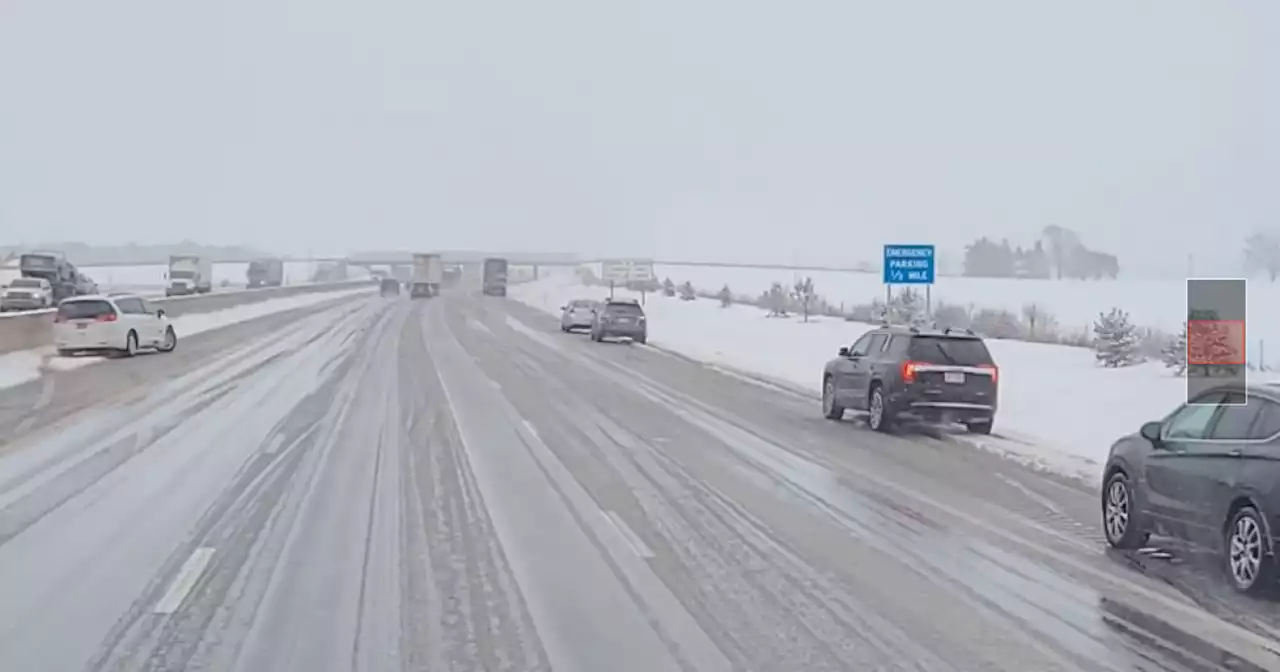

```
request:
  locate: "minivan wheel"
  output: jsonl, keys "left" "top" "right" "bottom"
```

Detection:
{"left": 159, "top": 327, "right": 177, "bottom": 353}
{"left": 1226, "top": 506, "right": 1275, "bottom": 595}
{"left": 822, "top": 377, "right": 845, "bottom": 420}
{"left": 867, "top": 385, "right": 893, "bottom": 432}
{"left": 123, "top": 331, "right": 138, "bottom": 358}
{"left": 1102, "top": 472, "right": 1149, "bottom": 549}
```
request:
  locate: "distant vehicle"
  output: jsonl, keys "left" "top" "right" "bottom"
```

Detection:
{"left": 821, "top": 325, "right": 998, "bottom": 434}
{"left": 441, "top": 265, "right": 463, "bottom": 288}
{"left": 1103, "top": 382, "right": 1280, "bottom": 595}
{"left": 590, "top": 298, "right": 647, "bottom": 344}
{"left": 379, "top": 278, "right": 401, "bottom": 297}
{"left": 410, "top": 253, "right": 443, "bottom": 298}
{"left": 247, "top": 258, "right": 284, "bottom": 288}
{"left": 1, "top": 277, "right": 54, "bottom": 312}
{"left": 19, "top": 251, "right": 79, "bottom": 301}
{"left": 53, "top": 294, "right": 177, "bottom": 358}
{"left": 560, "top": 298, "right": 600, "bottom": 332}
{"left": 165, "top": 255, "right": 213, "bottom": 296}
{"left": 482, "top": 258, "right": 508, "bottom": 297}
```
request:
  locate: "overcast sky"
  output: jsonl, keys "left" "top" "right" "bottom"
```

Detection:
{"left": 1, "top": 0, "right": 1275, "bottom": 275}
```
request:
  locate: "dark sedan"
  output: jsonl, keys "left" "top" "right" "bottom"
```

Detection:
{"left": 1102, "top": 381, "right": 1280, "bottom": 594}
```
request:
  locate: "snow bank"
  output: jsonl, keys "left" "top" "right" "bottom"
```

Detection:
{"left": 652, "top": 264, "right": 1279, "bottom": 362}
{"left": 0, "top": 287, "right": 373, "bottom": 391}
{"left": 511, "top": 275, "right": 1267, "bottom": 483}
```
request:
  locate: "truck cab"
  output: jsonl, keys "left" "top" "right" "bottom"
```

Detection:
{"left": 482, "top": 258, "right": 508, "bottom": 297}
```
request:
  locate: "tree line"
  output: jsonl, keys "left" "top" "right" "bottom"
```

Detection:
{"left": 962, "top": 226, "right": 1119, "bottom": 280}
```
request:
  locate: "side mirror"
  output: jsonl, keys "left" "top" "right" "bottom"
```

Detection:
{"left": 1139, "top": 421, "right": 1162, "bottom": 445}
{"left": 838, "top": 346, "right": 850, "bottom": 357}
{"left": 156, "top": 309, "right": 166, "bottom": 318}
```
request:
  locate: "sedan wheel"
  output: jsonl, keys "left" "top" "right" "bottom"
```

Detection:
{"left": 1226, "top": 507, "right": 1274, "bottom": 594}
{"left": 822, "top": 378, "right": 844, "bottom": 420}
{"left": 1102, "top": 473, "right": 1148, "bottom": 549}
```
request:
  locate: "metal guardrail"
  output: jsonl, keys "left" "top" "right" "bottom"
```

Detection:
{"left": 0, "top": 280, "right": 373, "bottom": 356}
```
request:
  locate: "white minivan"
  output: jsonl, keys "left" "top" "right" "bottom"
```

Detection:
{"left": 53, "top": 294, "right": 178, "bottom": 357}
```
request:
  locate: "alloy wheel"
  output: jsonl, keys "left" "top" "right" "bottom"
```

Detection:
{"left": 1104, "top": 479, "right": 1129, "bottom": 543}
{"left": 1229, "top": 514, "right": 1264, "bottom": 590}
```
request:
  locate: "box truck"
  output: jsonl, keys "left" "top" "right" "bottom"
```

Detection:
{"left": 166, "top": 255, "right": 213, "bottom": 296}
{"left": 411, "top": 253, "right": 443, "bottom": 298}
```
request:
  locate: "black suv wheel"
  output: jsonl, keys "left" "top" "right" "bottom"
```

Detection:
{"left": 867, "top": 385, "right": 894, "bottom": 432}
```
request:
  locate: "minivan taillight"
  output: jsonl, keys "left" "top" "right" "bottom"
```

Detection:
{"left": 96, "top": 313, "right": 118, "bottom": 323}
{"left": 54, "top": 314, "right": 67, "bottom": 323}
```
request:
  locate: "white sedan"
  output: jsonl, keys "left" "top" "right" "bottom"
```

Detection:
{"left": 53, "top": 294, "right": 178, "bottom": 357}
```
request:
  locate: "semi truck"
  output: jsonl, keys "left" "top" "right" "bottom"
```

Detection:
{"left": 165, "top": 255, "right": 213, "bottom": 296}
{"left": 411, "top": 253, "right": 443, "bottom": 298}
{"left": 247, "top": 258, "right": 284, "bottom": 288}
{"left": 19, "top": 251, "right": 80, "bottom": 302}
{"left": 482, "top": 257, "right": 509, "bottom": 297}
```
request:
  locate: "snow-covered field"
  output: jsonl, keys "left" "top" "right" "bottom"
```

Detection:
{"left": 512, "top": 273, "right": 1257, "bottom": 483}
{"left": 647, "top": 264, "right": 1274, "bottom": 357}
{"left": 0, "top": 286, "right": 375, "bottom": 391}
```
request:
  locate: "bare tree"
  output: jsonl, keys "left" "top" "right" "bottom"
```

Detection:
{"left": 791, "top": 277, "right": 817, "bottom": 322}
{"left": 1244, "top": 233, "right": 1280, "bottom": 282}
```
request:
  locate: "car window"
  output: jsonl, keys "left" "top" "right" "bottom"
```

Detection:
{"left": 849, "top": 333, "right": 875, "bottom": 356}
{"left": 1206, "top": 393, "right": 1259, "bottom": 440}
{"left": 908, "top": 336, "right": 994, "bottom": 366}
{"left": 117, "top": 298, "right": 145, "bottom": 314}
{"left": 57, "top": 300, "right": 114, "bottom": 320}
{"left": 605, "top": 303, "right": 643, "bottom": 316}
{"left": 866, "top": 334, "right": 888, "bottom": 355}
{"left": 1250, "top": 399, "right": 1280, "bottom": 439}
{"left": 1163, "top": 392, "right": 1229, "bottom": 440}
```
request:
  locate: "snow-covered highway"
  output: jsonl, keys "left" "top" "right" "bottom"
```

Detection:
{"left": 0, "top": 290, "right": 1276, "bottom": 671}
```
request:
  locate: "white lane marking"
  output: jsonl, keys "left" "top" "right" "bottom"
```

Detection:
{"left": 603, "top": 510, "right": 655, "bottom": 559}
{"left": 468, "top": 319, "right": 494, "bottom": 335}
{"left": 522, "top": 419, "right": 540, "bottom": 440}
{"left": 153, "top": 546, "right": 216, "bottom": 614}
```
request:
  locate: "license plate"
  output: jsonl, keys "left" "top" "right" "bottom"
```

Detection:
{"left": 76, "top": 323, "right": 88, "bottom": 330}
{"left": 944, "top": 371, "right": 965, "bottom": 384}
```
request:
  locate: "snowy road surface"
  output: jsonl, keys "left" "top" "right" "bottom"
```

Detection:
{"left": 0, "top": 291, "right": 1277, "bottom": 671}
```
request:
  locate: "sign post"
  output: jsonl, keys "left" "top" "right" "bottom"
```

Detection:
{"left": 882, "top": 244, "right": 936, "bottom": 322}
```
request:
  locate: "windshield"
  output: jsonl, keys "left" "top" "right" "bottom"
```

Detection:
{"left": 10, "top": 279, "right": 42, "bottom": 288}
{"left": 908, "top": 336, "right": 994, "bottom": 366}
{"left": 170, "top": 271, "right": 196, "bottom": 280}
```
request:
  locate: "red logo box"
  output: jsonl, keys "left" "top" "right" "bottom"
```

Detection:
{"left": 1188, "top": 320, "right": 1246, "bottom": 366}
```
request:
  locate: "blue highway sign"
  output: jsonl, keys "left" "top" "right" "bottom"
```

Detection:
{"left": 883, "top": 244, "right": 935, "bottom": 285}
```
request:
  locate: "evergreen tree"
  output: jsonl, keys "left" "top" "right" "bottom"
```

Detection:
{"left": 766, "top": 282, "right": 789, "bottom": 317}
{"left": 1161, "top": 322, "right": 1187, "bottom": 375}
{"left": 717, "top": 284, "right": 732, "bottom": 308}
{"left": 1093, "top": 307, "right": 1140, "bottom": 368}
{"left": 889, "top": 287, "right": 926, "bottom": 326}
{"left": 791, "top": 276, "right": 817, "bottom": 322}
{"left": 662, "top": 278, "right": 676, "bottom": 297}
{"left": 679, "top": 281, "right": 696, "bottom": 301}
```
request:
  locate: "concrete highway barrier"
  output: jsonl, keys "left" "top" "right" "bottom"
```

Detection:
{"left": 0, "top": 280, "right": 375, "bottom": 355}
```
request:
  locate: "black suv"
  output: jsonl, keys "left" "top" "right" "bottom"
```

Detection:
{"left": 821, "top": 325, "right": 998, "bottom": 433}
{"left": 1103, "top": 382, "right": 1280, "bottom": 595}
{"left": 590, "top": 298, "right": 647, "bottom": 344}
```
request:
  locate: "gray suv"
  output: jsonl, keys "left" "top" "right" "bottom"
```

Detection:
{"left": 1103, "top": 382, "right": 1280, "bottom": 595}
{"left": 821, "top": 325, "right": 998, "bottom": 433}
{"left": 590, "top": 298, "right": 647, "bottom": 344}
